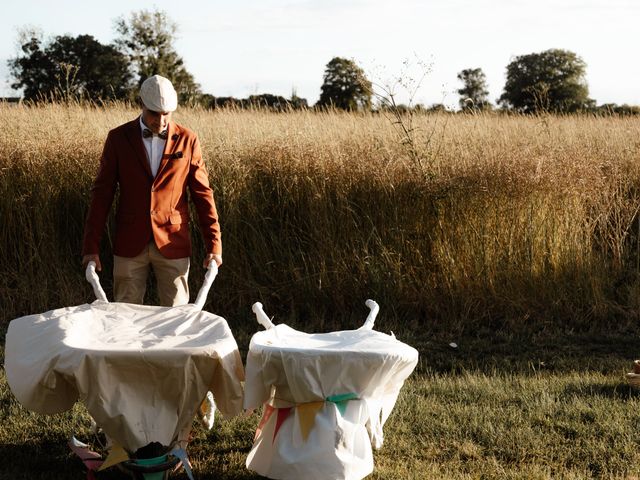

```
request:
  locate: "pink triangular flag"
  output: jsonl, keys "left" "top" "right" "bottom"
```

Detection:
{"left": 254, "top": 404, "right": 276, "bottom": 441}
{"left": 273, "top": 407, "right": 293, "bottom": 442}
{"left": 68, "top": 436, "right": 103, "bottom": 472}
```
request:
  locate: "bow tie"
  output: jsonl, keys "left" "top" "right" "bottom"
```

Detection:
{"left": 143, "top": 128, "right": 168, "bottom": 140}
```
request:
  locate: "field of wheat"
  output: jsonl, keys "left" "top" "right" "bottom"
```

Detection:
{"left": 2, "top": 104, "right": 640, "bottom": 478}
{"left": 1, "top": 103, "right": 640, "bottom": 335}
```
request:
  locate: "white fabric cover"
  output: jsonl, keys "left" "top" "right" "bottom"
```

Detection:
{"left": 244, "top": 324, "right": 418, "bottom": 480}
{"left": 4, "top": 301, "right": 245, "bottom": 452}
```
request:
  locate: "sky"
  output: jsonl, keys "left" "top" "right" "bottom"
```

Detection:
{"left": 2, "top": 0, "right": 638, "bottom": 108}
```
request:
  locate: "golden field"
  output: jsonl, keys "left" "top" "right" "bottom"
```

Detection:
{"left": 1, "top": 103, "right": 639, "bottom": 335}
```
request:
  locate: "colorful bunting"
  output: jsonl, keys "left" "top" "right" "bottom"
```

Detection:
{"left": 326, "top": 393, "right": 359, "bottom": 403}
{"left": 255, "top": 404, "right": 276, "bottom": 441}
{"left": 254, "top": 394, "right": 360, "bottom": 447}
{"left": 97, "top": 444, "right": 129, "bottom": 471}
{"left": 326, "top": 393, "right": 358, "bottom": 417}
{"left": 170, "top": 447, "right": 194, "bottom": 480}
{"left": 68, "top": 436, "right": 104, "bottom": 474}
{"left": 198, "top": 391, "right": 216, "bottom": 430}
{"left": 273, "top": 407, "right": 293, "bottom": 442}
{"left": 335, "top": 400, "right": 350, "bottom": 416}
{"left": 297, "top": 401, "right": 324, "bottom": 441}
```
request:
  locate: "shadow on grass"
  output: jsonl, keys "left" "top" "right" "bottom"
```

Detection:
{"left": 561, "top": 380, "right": 640, "bottom": 400}
{"left": 0, "top": 440, "right": 120, "bottom": 480}
{"left": 0, "top": 439, "right": 265, "bottom": 480}
{"left": 413, "top": 329, "right": 640, "bottom": 375}
{"left": 192, "top": 468, "right": 265, "bottom": 480}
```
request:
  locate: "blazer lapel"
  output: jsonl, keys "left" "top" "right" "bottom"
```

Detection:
{"left": 124, "top": 119, "right": 153, "bottom": 179}
{"left": 155, "top": 122, "right": 180, "bottom": 181}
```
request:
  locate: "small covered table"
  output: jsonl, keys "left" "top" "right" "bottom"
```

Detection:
{"left": 244, "top": 300, "right": 418, "bottom": 480}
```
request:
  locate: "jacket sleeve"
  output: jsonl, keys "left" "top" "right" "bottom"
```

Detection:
{"left": 188, "top": 135, "right": 221, "bottom": 255}
{"left": 81, "top": 132, "right": 118, "bottom": 255}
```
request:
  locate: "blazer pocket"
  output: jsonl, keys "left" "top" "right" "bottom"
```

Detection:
{"left": 169, "top": 212, "right": 189, "bottom": 225}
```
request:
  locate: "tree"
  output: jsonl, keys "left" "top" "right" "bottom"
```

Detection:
{"left": 114, "top": 9, "right": 200, "bottom": 103}
{"left": 208, "top": 96, "right": 242, "bottom": 109}
{"left": 289, "top": 88, "right": 308, "bottom": 110}
{"left": 8, "top": 33, "right": 132, "bottom": 101}
{"left": 316, "top": 57, "right": 372, "bottom": 111}
{"left": 248, "top": 94, "right": 290, "bottom": 111}
{"left": 426, "top": 103, "right": 450, "bottom": 113}
{"left": 595, "top": 103, "right": 640, "bottom": 116}
{"left": 457, "top": 68, "right": 490, "bottom": 111}
{"left": 498, "top": 49, "right": 594, "bottom": 114}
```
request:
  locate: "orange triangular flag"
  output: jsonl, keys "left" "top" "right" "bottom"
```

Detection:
{"left": 273, "top": 407, "right": 292, "bottom": 442}
{"left": 97, "top": 444, "right": 129, "bottom": 471}
{"left": 255, "top": 404, "right": 276, "bottom": 441}
{"left": 297, "top": 401, "right": 324, "bottom": 442}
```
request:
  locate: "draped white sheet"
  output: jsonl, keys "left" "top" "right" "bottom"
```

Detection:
{"left": 5, "top": 300, "right": 245, "bottom": 452}
{"left": 244, "top": 324, "right": 418, "bottom": 480}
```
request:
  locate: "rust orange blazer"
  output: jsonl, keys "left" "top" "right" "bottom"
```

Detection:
{"left": 82, "top": 118, "right": 221, "bottom": 259}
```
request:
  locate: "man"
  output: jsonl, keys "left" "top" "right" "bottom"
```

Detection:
{"left": 82, "top": 75, "right": 222, "bottom": 306}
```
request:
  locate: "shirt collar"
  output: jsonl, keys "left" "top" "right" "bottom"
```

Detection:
{"left": 139, "top": 115, "right": 171, "bottom": 139}
{"left": 139, "top": 115, "right": 149, "bottom": 137}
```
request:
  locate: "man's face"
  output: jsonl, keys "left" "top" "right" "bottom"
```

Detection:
{"left": 141, "top": 106, "right": 172, "bottom": 133}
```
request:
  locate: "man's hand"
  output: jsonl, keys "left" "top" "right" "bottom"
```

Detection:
{"left": 204, "top": 254, "right": 222, "bottom": 268}
{"left": 82, "top": 254, "right": 102, "bottom": 272}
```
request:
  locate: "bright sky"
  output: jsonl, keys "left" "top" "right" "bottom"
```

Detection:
{"left": 2, "top": 0, "right": 638, "bottom": 108}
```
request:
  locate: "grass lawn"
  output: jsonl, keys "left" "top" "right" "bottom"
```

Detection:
{"left": 3, "top": 331, "right": 640, "bottom": 479}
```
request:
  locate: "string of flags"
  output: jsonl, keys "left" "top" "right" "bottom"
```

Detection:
{"left": 69, "top": 436, "right": 194, "bottom": 480}
{"left": 70, "top": 392, "right": 359, "bottom": 477}
{"left": 254, "top": 393, "right": 360, "bottom": 443}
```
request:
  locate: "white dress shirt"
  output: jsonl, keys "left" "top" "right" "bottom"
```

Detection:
{"left": 139, "top": 116, "right": 167, "bottom": 178}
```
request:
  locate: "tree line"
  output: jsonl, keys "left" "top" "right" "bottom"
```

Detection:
{"left": 8, "top": 9, "right": 639, "bottom": 115}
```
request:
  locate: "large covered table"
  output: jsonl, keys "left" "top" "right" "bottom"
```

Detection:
{"left": 4, "top": 263, "right": 244, "bottom": 455}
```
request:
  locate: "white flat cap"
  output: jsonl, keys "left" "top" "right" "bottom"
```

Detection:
{"left": 139, "top": 75, "right": 178, "bottom": 112}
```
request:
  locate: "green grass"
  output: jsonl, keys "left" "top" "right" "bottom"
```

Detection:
{"left": 378, "top": 370, "right": 640, "bottom": 479}
{"left": 3, "top": 334, "right": 640, "bottom": 479}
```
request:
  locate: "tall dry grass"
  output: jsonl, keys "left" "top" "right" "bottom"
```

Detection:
{"left": 1, "top": 103, "right": 639, "bottom": 335}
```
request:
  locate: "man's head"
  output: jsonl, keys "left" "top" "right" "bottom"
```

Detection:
{"left": 139, "top": 75, "right": 177, "bottom": 133}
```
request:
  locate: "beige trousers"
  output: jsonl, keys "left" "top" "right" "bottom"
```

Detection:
{"left": 114, "top": 242, "right": 190, "bottom": 307}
